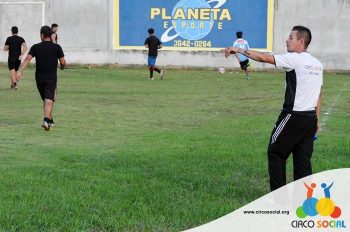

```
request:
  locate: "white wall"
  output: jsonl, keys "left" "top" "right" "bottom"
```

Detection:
{"left": 1, "top": 0, "right": 349, "bottom": 71}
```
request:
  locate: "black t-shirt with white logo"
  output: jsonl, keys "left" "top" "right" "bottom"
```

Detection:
{"left": 28, "top": 41, "right": 64, "bottom": 81}
{"left": 144, "top": 35, "right": 162, "bottom": 56}
{"left": 5, "top": 35, "right": 25, "bottom": 60}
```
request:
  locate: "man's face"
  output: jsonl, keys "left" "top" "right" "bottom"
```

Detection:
{"left": 286, "top": 30, "right": 304, "bottom": 52}
{"left": 52, "top": 26, "right": 58, "bottom": 33}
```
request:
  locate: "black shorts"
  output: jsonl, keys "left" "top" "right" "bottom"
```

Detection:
{"left": 239, "top": 59, "right": 250, "bottom": 70}
{"left": 36, "top": 79, "right": 57, "bottom": 101}
{"left": 8, "top": 58, "right": 21, "bottom": 71}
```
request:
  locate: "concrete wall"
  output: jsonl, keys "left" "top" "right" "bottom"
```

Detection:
{"left": 273, "top": 0, "right": 350, "bottom": 71}
{"left": 0, "top": 2, "right": 44, "bottom": 55}
{"left": 1, "top": 0, "right": 349, "bottom": 70}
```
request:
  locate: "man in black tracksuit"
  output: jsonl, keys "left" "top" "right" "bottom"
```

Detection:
{"left": 224, "top": 25, "right": 323, "bottom": 191}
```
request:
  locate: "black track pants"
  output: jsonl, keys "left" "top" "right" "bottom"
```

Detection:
{"left": 268, "top": 112, "right": 317, "bottom": 191}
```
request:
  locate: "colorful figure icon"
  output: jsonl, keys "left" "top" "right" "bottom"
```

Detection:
{"left": 296, "top": 182, "right": 341, "bottom": 219}
{"left": 304, "top": 182, "right": 317, "bottom": 198}
{"left": 321, "top": 182, "right": 334, "bottom": 198}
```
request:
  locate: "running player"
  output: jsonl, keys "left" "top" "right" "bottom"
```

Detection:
{"left": 144, "top": 28, "right": 164, "bottom": 80}
{"left": 233, "top": 31, "right": 251, "bottom": 80}
{"left": 17, "top": 26, "right": 66, "bottom": 131}
{"left": 4, "top": 26, "right": 27, "bottom": 90}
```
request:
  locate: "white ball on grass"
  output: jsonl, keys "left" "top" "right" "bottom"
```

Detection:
{"left": 218, "top": 67, "right": 225, "bottom": 74}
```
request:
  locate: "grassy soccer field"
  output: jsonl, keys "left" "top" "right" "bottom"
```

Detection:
{"left": 0, "top": 66, "right": 349, "bottom": 231}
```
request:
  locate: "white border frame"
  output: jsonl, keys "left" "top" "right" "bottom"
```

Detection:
{"left": 0, "top": 1, "right": 45, "bottom": 25}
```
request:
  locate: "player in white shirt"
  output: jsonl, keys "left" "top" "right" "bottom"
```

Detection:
{"left": 223, "top": 26, "right": 323, "bottom": 191}
{"left": 233, "top": 31, "right": 251, "bottom": 80}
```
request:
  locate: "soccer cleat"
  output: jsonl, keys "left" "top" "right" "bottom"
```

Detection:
{"left": 49, "top": 119, "right": 55, "bottom": 128}
{"left": 42, "top": 121, "right": 51, "bottom": 131}
{"left": 149, "top": 77, "right": 154, "bottom": 80}
{"left": 246, "top": 76, "right": 251, "bottom": 80}
{"left": 160, "top": 70, "right": 164, "bottom": 80}
{"left": 13, "top": 82, "right": 18, "bottom": 90}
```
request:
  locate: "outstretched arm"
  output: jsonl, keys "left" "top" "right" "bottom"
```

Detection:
{"left": 234, "top": 53, "right": 240, "bottom": 63}
{"left": 223, "top": 47, "right": 275, "bottom": 64}
{"left": 16, "top": 54, "right": 33, "bottom": 81}
{"left": 327, "top": 181, "right": 334, "bottom": 190}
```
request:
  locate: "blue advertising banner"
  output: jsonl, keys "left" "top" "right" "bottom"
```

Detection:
{"left": 114, "top": 0, "right": 274, "bottom": 51}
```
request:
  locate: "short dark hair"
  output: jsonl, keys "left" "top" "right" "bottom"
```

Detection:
{"left": 236, "top": 31, "right": 243, "bottom": 38}
{"left": 292, "top": 25, "right": 312, "bottom": 48}
{"left": 11, "top": 26, "right": 18, "bottom": 34}
{"left": 148, "top": 28, "right": 154, "bottom": 34}
{"left": 51, "top": 23, "right": 58, "bottom": 28}
{"left": 41, "top": 26, "right": 53, "bottom": 38}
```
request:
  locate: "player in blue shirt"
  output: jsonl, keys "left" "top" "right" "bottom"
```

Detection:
{"left": 233, "top": 31, "right": 250, "bottom": 80}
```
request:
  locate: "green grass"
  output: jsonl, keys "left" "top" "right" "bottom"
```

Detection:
{"left": 0, "top": 66, "right": 349, "bottom": 231}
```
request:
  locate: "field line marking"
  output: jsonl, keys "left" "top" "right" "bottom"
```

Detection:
{"left": 320, "top": 77, "right": 349, "bottom": 129}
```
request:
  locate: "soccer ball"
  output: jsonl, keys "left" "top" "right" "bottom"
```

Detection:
{"left": 218, "top": 67, "right": 225, "bottom": 74}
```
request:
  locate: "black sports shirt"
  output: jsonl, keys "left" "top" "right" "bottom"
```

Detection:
{"left": 28, "top": 41, "right": 64, "bottom": 81}
{"left": 144, "top": 35, "right": 162, "bottom": 56}
{"left": 5, "top": 35, "right": 25, "bottom": 59}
